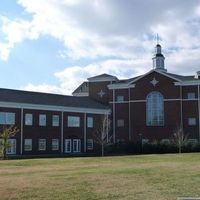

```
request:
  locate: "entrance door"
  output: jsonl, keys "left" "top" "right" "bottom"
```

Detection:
{"left": 65, "top": 139, "right": 72, "bottom": 153}
{"left": 65, "top": 139, "right": 81, "bottom": 153}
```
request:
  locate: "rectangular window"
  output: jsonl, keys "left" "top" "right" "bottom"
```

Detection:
{"left": 117, "top": 119, "right": 124, "bottom": 127}
{"left": 24, "top": 139, "right": 32, "bottom": 151}
{"left": 39, "top": 139, "right": 46, "bottom": 151}
{"left": 39, "top": 114, "right": 46, "bottom": 126}
{"left": 87, "top": 139, "right": 93, "bottom": 150}
{"left": 87, "top": 117, "right": 93, "bottom": 128}
{"left": 6, "top": 139, "right": 16, "bottom": 154}
{"left": 116, "top": 96, "right": 124, "bottom": 102}
{"left": 52, "top": 115, "right": 59, "bottom": 127}
{"left": 187, "top": 93, "right": 195, "bottom": 99}
{"left": 25, "top": 113, "right": 33, "bottom": 126}
{"left": 52, "top": 139, "right": 59, "bottom": 151}
{"left": 188, "top": 118, "right": 196, "bottom": 126}
{"left": 0, "top": 112, "right": 15, "bottom": 125}
{"left": 68, "top": 116, "right": 80, "bottom": 127}
{"left": 65, "top": 139, "right": 71, "bottom": 153}
{"left": 73, "top": 139, "right": 81, "bottom": 153}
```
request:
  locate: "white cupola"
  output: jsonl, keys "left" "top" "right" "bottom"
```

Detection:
{"left": 152, "top": 43, "right": 167, "bottom": 72}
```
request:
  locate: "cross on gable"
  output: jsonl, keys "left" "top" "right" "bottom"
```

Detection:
{"left": 150, "top": 78, "right": 159, "bottom": 87}
{"left": 97, "top": 90, "right": 106, "bottom": 98}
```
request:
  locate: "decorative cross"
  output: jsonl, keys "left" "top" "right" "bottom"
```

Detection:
{"left": 150, "top": 78, "right": 159, "bottom": 87}
{"left": 97, "top": 90, "right": 106, "bottom": 98}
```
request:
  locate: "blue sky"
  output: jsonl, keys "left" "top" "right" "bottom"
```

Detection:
{"left": 0, "top": 0, "right": 200, "bottom": 94}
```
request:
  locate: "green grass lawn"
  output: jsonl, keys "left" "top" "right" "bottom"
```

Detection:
{"left": 0, "top": 153, "right": 200, "bottom": 200}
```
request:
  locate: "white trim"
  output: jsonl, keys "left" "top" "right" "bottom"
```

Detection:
{"left": 113, "top": 89, "right": 116, "bottom": 143}
{"left": 0, "top": 101, "right": 110, "bottom": 115}
{"left": 128, "top": 69, "right": 181, "bottom": 85}
{"left": 175, "top": 81, "right": 200, "bottom": 86}
{"left": 65, "top": 139, "right": 72, "bottom": 153}
{"left": 20, "top": 108, "right": 23, "bottom": 155}
{"left": 128, "top": 88, "right": 131, "bottom": 141}
{"left": 198, "top": 85, "right": 200, "bottom": 141}
{"left": 61, "top": 112, "right": 64, "bottom": 153}
{"left": 72, "top": 92, "right": 89, "bottom": 97}
{"left": 108, "top": 83, "right": 135, "bottom": 90}
{"left": 180, "top": 86, "right": 183, "bottom": 129}
{"left": 109, "top": 101, "right": 129, "bottom": 104}
{"left": 84, "top": 113, "right": 86, "bottom": 153}
{"left": 88, "top": 77, "right": 118, "bottom": 82}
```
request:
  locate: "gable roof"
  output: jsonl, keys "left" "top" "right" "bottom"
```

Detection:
{"left": 87, "top": 73, "right": 118, "bottom": 82}
{"left": 0, "top": 88, "right": 108, "bottom": 110}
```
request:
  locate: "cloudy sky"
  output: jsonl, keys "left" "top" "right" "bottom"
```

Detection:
{"left": 0, "top": 0, "right": 200, "bottom": 94}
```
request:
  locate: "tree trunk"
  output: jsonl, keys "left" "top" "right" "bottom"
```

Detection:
{"left": 179, "top": 143, "right": 181, "bottom": 153}
{"left": 3, "top": 138, "right": 7, "bottom": 160}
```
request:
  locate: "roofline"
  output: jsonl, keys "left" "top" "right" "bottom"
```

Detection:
{"left": 128, "top": 69, "right": 182, "bottom": 85}
{"left": 88, "top": 77, "right": 118, "bottom": 82}
{"left": 175, "top": 81, "right": 200, "bottom": 86}
{"left": 107, "top": 83, "right": 135, "bottom": 89}
{"left": 0, "top": 101, "right": 110, "bottom": 115}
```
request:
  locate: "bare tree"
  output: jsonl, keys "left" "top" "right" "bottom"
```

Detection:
{"left": 0, "top": 126, "right": 19, "bottom": 160}
{"left": 93, "top": 115, "right": 111, "bottom": 156}
{"left": 172, "top": 125, "right": 189, "bottom": 153}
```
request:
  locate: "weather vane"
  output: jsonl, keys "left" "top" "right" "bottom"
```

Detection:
{"left": 156, "top": 33, "right": 159, "bottom": 44}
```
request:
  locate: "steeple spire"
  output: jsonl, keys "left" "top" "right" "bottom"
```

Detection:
{"left": 152, "top": 35, "right": 166, "bottom": 72}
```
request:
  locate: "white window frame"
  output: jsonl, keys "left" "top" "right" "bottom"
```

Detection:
{"left": 146, "top": 91, "right": 164, "bottom": 126}
{"left": 87, "top": 139, "right": 93, "bottom": 150}
{"left": 52, "top": 139, "right": 59, "bottom": 151}
{"left": 73, "top": 139, "right": 81, "bottom": 153}
{"left": 87, "top": 117, "right": 93, "bottom": 128}
{"left": 24, "top": 139, "right": 32, "bottom": 151}
{"left": 0, "top": 112, "right": 15, "bottom": 125}
{"left": 116, "top": 96, "right": 124, "bottom": 102}
{"left": 52, "top": 115, "right": 59, "bottom": 127}
{"left": 117, "top": 119, "right": 124, "bottom": 127}
{"left": 67, "top": 116, "right": 80, "bottom": 127}
{"left": 188, "top": 118, "right": 196, "bottom": 126}
{"left": 38, "top": 139, "right": 46, "bottom": 151}
{"left": 65, "top": 139, "right": 72, "bottom": 153}
{"left": 39, "top": 114, "right": 46, "bottom": 126}
{"left": 25, "top": 113, "right": 33, "bottom": 126}
{"left": 187, "top": 92, "right": 195, "bottom": 99}
{"left": 6, "top": 139, "right": 16, "bottom": 154}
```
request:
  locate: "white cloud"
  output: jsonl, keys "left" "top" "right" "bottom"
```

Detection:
{"left": 1, "top": 0, "right": 200, "bottom": 95}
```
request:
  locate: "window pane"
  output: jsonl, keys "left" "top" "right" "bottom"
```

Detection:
{"left": 24, "top": 139, "right": 32, "bottom": 151}
{"left": 25, "top": 114, "right": 33, "bottom": 126}
{"left": 52, "top": 139, "right": 59, "bottom": 150}
{"left": 187, "top": 93, "right": 195, "bottom": 99}
{"left": 188, "top": 118, "right": 196, "bottom": 126}
{"left": 52, "top": 115, "right": 59, "bottom": 127}
{"left": 0, "top": 112, "right": 6, "bottom": 124}
{"left": 39, "top": 114, "right": 46, "bottom": 126}
{"left": 87, "top": 139, "right": 93, "bottom": 150}
{"left": 117, "top": 119, "right": 124, "bottom": 127}
{"left": 68, "top": 116, "right": 80, "bottom": 127}
{"left": 6, "top": 139, "right": 16, "bottom": 154}
{"left": 6, "top": 113, "right": 15, "bottom": 124}
{"left": 39, "top": 139, "right": 46, "bottom": 151}
{"left": 146, "top": 92, "right": 164, "bottom": 126}
{"left": 87, "top": 117, "right": 93, "bottom": 128}
{"left": 65, "top": 139, "right": 71, "bottom": 153}
{"left": 116, "top": 96, "right": 124, "bottom": 102}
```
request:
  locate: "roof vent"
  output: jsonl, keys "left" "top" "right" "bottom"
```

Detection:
{"left": 195, "top": 71, "right": 200, "bottom": 79}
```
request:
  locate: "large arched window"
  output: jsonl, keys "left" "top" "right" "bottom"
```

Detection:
{"left": 146, "top": 91, "right": 164, "bottom": 126}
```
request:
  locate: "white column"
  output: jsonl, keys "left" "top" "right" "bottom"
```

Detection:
{"left": 112, "top": 89, "right": 116, "bottom": 143}
{"left": 84, "top": 113, "right": 87, "bottom": 152}
{"left": 61, "top": 111, "right": 64, "bottom": 153}
{"left": 198, "top": 85, "right": 200, "bottom": 141}
{"left": 128, "top": 88, "right": 131, "bottom": 141}
{"left": 20, "top": 108, "right": 24, "bottom": 155}
{"left": 180, "top": 86, "right": 183, "bottom": 129}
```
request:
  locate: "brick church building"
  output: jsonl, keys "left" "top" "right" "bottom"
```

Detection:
{"left": 1, "top": 43, "right": 200, "bottom": 156}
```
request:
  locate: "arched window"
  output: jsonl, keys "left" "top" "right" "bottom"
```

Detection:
{"left": 146, "top": 91, "right": 164, "bottom": 126}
